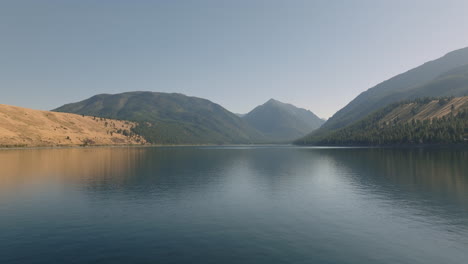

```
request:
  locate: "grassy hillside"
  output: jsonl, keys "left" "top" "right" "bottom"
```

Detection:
{"left": 54, "top": 91, "right": 264, "bottom": 144}
{"left": 296, "top": 97, "right": 468, "bottom": 146}
{"left": 0, "top": 104, "right": 146, "bottom": 147}
{"left": 318, "top": 47, "right": 468, "bottom": 132}
{"left": 243, "top": 99, "right": 324, "bottom": 142}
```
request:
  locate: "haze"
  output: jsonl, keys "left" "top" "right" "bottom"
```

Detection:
{"left": 1, "top": 0, "right": 468, "bottom": 118}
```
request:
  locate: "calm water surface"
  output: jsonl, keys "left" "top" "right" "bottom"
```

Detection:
{"left": 0, "top": 146, "right": 467, "bottom": 263}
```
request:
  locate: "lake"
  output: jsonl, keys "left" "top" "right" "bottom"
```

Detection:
{"left": 1, "top": 146, "right": 467, "bottom": 263}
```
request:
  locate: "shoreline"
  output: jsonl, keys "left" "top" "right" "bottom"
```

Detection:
{"left": 293, "top": 143, "right": 468, "bottom": 149}
{"left": 1, "top": 142, "right": 467, "bottom": 151}
{"left": 0, "top": 143, "right": 295, "bottom": 151}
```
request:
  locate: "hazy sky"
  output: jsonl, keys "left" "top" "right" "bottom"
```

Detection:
{"left": 1, "top": 0, "right": 468, "bottom": 118}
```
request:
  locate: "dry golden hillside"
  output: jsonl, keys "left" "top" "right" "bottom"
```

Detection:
{"left": 380, "top": 96, "right": 468, "bottom": 124}
{"left": 0, "top": 104, "right": 147, "bottom": 147}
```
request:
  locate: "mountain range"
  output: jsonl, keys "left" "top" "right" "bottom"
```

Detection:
{"left": 2, "top": 46, "right": 468, "bottom": 147}
{"left": 54, "top": 92, "right": 261, "bottom": 144}
{"left": 53, "top": 92, "right": 322, "bottom": 144}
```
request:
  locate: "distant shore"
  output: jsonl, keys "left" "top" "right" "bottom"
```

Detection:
{"left": 2, "top": 142, "right": 467, "bottom": 151}
{"left": 0, "top": 143, "right": 291, "bottom": 150}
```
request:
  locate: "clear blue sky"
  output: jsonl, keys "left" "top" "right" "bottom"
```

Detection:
{"left": 1, "top": 0, "right": 468, "bottom": 118}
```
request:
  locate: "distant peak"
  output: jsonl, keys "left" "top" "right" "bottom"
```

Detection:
{"left": 265, "top": 98, "right": 282, "bottom": 105}
{"left": 444, "top": 46, "right": 468, "bottom": 57}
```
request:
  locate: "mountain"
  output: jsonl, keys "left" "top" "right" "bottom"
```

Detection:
{"left": 319, "top": 47, "right": 468, "bottom": 132}
{"left": 406, "top": 63, "right": 468, "bottom": 98}
{"left": 0, "top": 104, "right": 145, "bottom": 147}
{"left": 242, "top": 99, "right": 325, "bottom": 142}
{"left": 296, "top": 96, "right": 468, "bottom": 146}
{"left": 53, "top": 91, "right": 264, "bottom": 144}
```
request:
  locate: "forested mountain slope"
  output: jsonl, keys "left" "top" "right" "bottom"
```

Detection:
{"left": 296, "top": 97, "right": 468, "bottom": 146}
{"left": 319, "top": 47, "right": 468, "bottom": 132}
{"left": 54, "top": 92, "right": 264, "bottom": 144}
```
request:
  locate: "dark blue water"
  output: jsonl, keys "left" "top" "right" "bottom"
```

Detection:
{"left": 1, "top": 146, "right": 467, "bottom": 263}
